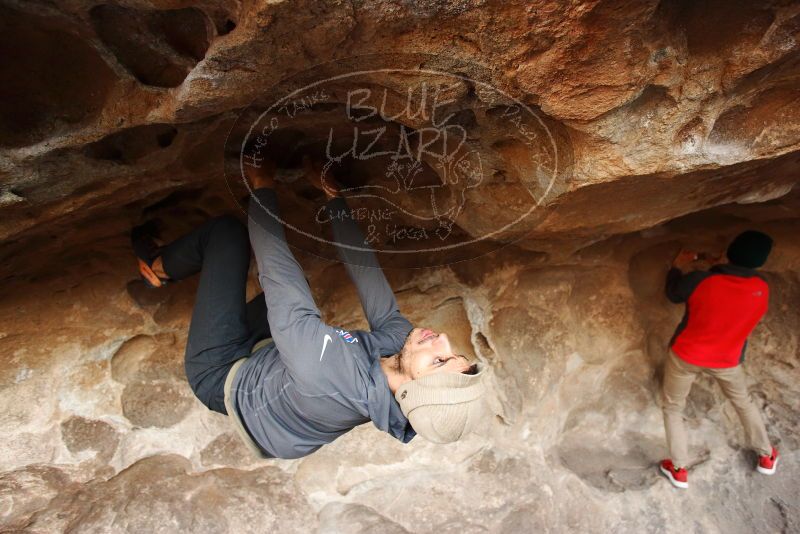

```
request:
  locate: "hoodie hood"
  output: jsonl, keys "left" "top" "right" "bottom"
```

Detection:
{"left": 366, "top": 356, "right": 416, "bottom": 443}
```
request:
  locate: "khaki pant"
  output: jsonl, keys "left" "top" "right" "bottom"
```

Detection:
{"left": 662, "top": 350, "right": 771, "bottom": 468}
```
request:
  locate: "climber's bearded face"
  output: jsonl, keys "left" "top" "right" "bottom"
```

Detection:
{"left": 398, "top": 328, "right": 471, "bottom": 379}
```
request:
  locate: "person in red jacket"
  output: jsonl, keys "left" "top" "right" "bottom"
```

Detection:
{"left": 659, "top": 230, "right": 779, "bottom": 489}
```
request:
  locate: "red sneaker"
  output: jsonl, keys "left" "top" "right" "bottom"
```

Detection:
{"left": 660, "top": 459, "right": 688, "bottom": 489}
{"left": 757, "top": 447, "right": 779, "bottom": 475}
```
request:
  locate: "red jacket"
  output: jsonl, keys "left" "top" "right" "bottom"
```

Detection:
{"left": 666, "top": 264, "right": 769, "bottom": 368}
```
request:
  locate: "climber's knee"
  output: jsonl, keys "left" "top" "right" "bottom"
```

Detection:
{"left": 661, "top": 397, "right": 685, "bottom": 416}
{"left": 199, "top": 215, "right": 248, "bottom": 253}
{"left": 209, "top": 214, "right": 247, "bottom": 240}
{"left": 661, "top": 386, "right": 688, "bottom": 415}
{"left": 184, "top": 359, "right": 227, "bottom": 414}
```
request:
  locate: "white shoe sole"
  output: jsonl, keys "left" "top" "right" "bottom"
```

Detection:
{"left": 757, "top": 456, "right": 778, "bottom": 475}
{"left": 660, "top": 465, "right": 689, "bottom": 489}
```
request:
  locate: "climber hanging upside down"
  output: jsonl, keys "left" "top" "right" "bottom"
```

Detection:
{"left": 130, "top": 155, "right": 488, "bottom": 459}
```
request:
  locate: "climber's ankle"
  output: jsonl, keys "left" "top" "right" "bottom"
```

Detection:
{"left": 151, "top": 257, "right": 169, "bottom": 280}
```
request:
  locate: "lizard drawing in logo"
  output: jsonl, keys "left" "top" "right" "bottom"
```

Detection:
{"left": 321, "top": 135, "right": 484, "bottom": 244}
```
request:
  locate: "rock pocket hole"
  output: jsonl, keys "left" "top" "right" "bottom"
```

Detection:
{"left": 0, "top": 5, "right": 116, "bottom": 147}
{"left": 84, "top": 124, "right": 178, "bottom": 163}
{"left": 221, "top": 19, "right": 237, "bottom": 35}
{"left": 90, "top": 5, "right": 211, "bottom": 87}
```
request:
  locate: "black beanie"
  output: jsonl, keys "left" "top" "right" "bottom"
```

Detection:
{"left": 726, "top": 230, "right": 773, "bottom": 269}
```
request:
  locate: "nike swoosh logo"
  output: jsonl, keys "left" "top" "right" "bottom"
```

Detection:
{"left": 319, "top": 334, "right": 332, "bottom": 361}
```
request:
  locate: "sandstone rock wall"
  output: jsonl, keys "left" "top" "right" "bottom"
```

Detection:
{"left": 1, "top": 0, "right": 799, "bottom": 532}
{"left": 2, "top": 0, "right": 800, "bottom": 270}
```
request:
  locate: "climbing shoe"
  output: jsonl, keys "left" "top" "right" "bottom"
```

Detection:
{"left": 757, "top": 447, "right": 779, "bottom": 475}
{"left": 131, "top": 221, "right": 168, "bottom": 288}
{"left": 659, "top": 459, "right": 688, "bottom": 489}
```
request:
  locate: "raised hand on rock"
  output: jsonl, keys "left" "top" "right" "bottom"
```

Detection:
{"left": 702, "top": 251, "right": 726, "bottom": 266}
{"left": 302, "top": 155, "right": 340, "bottom": 200}
{"left": 243, "top": 158, "right": 276, "bottom": 190}
{"left": 672, "top": 249, "right": 698, "bottom": 270}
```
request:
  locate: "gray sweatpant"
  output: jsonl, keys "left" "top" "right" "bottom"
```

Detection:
{"left": 160, "top": 215, "right": 270, "bottom": 415}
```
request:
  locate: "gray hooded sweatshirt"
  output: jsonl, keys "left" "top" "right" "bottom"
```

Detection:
{"left": 231, "top": 188, "right": 416, "bottom": 459}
